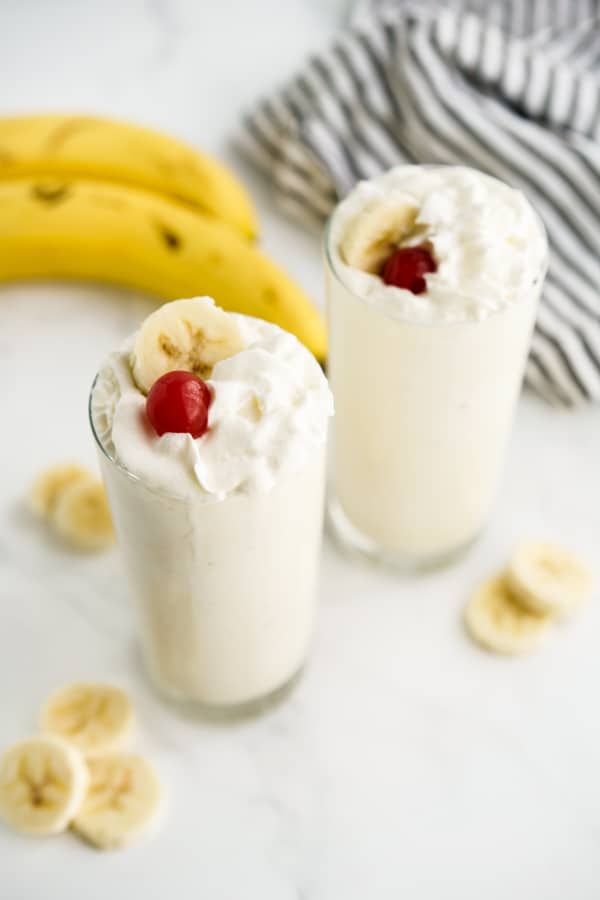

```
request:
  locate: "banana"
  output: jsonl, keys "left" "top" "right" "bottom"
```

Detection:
{"left": 0, "top": 114, "right": 257, "bottom": 239}
{"left": 28, "top": 462, "right": 93, "bottom": 518}
{"left": 464, "top": 573, "right": 552, "bottom": 655}
{"left": 340, "top": 194, "right": 419, "bottom": 273}
{"left": 0, "top": 735, "right": 88, "bottom": 836}
{"left": 0, "top": 177, "right": 327, "bottom": 361}
{"left": 41, "top": 683, "right": 134, "bottom": 757}
{"left": 50, "top": 479, "right": 114, "bottom": 551}
{"left": 72, "top": 753, "right": 162, "bottom": 850}
{"left": 507, "top": 540, "right": 593, "bottom": 617}
{"left": 131, "top": 296, "right": 244, "bottom": 393}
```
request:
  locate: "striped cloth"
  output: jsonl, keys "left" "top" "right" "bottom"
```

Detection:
{"left": 238, "top": 0, "right": 600, "bottom": 406}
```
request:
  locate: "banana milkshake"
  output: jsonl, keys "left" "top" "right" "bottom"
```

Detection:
{"left": 90, "top": 297, "right": 333, "bottom": 711}
{"left": 326, "top": 166, "right": 547, "bottom": 567}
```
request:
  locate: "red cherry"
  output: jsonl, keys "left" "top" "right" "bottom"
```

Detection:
{"left": 381, "top": 245, "right": 437, "bottom": 294}
{"left": 146, "top": 371, "right": 212, "bottom": 438}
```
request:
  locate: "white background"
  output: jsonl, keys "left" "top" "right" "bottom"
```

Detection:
{"left": 1, "top": 2, "right": 600, "bottom": 898}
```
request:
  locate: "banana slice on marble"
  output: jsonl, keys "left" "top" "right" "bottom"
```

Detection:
{"left": 50, "top": 479, "right": 114, "bottom": 551}
{"left": 131, "top": 296, "right": 245, "bottom": 394}
{"left": 72, "top": 753, "right": 162, "bottom": 849}
{"left": 507, "top": 540, "right": 593, "bottom": 617}
{"left": 0, "top": 735, "right": 88, "bottom": 835}
{"left": 464, "top": 573, "right": 552, "bottom": 655}
{"left": 41, "top": 683, "right": 134, "bottom": 757}
{"left": 28, "top": 463, "right": 93, "bottom": 518}
{"left": 340, "top": 194, "right": 419, "bottom": 273}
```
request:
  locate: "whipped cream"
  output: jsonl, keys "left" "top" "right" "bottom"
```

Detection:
{"left": 92, "top": 313, "right": 333, "bottom": 501}
{"left": 330, "top": 165, "right": 547, "bottom": 323}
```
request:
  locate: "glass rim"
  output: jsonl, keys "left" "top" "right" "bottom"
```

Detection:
{"left": 89, "top": 372, "right": 140, "bottom": 483}
{"left": 323, "top": 164, "right": 549, "bottom": 329}
{"left": 88, "top": 372, "right": 328, "bottom": 505}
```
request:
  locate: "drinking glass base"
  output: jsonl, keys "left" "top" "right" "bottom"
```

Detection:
{"left": 142, "top": 654, "right": 306, "bottom": 722}
{"left": 327, "top": 495, "right": 481, "bottom": 573}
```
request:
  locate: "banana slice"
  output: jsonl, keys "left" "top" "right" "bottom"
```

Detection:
{"left": 464, "top": 573, "right": 552, "bottom": 655}
{"left": 41, "top": 683, "right": 134, "bottom": 757}
{"left": 507, "top": 540, "right": 593, "bottom": 617}
{"left": 340, "top": 194, "right": 419, "bottom": 273}
{"left": 131, "top": 296, "right": 245, "bottom": 394}
{"left": 72, "top": 753, "right": 162, "bottom": 849}
{"left": 50, "top": 479, "right": 114, "bottom": 551}
{"left": 28, "top": 463, "right": 93, "bottom": 518}
{"left": 0, "top": 735, "right": 88, "bottom": 835}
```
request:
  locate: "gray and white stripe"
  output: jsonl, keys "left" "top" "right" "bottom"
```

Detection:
{"left": 238, "top": 0, "right": 600, "bottom": 406}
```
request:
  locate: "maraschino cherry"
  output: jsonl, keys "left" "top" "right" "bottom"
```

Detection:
{"left": 146, "top": 371, "right": 212, "bottom": 438}
{"left": 381, "top": 245, "right": 437, "bottom": 294}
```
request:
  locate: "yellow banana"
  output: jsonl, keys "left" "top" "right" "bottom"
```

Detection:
{"left": 0, "top": 177, "right": 327, "bottom": 361}
{"left": 0, "top": 114, "right": 257, "bottom": 239}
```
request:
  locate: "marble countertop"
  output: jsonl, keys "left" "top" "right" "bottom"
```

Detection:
{"left": 1, "top": 2, "right": 600, "bottom": 898}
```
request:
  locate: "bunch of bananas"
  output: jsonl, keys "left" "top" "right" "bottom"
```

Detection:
{"left": 0, "top": 114, "right": 326, "bottom": 359}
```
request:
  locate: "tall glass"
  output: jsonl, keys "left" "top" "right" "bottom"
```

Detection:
{"left": 325, "top": 181, "right": 547, "bottom": 570}
{"left": 89, "top": 382, "right": 327, "bottom": 714}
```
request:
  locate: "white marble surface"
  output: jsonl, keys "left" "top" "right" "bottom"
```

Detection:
{"left": 1, "top": 2, "right": 600, "bottom": 898}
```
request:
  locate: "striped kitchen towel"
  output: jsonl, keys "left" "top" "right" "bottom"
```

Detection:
{"left": 238, "top": 0, "right": 600, "bottom": 406}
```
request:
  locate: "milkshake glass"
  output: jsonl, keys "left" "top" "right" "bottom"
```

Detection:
{"left": 89, "top": 299, "right": 333, "bottom": 713}
{"left": 325, "top": 166, "right": 547, "bottom": 569}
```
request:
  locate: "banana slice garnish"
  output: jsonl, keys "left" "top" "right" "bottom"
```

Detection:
{"left": 340, "top": 194, "right": 419, "bottom": 273}
{"left": 29, "top": 463, "right": 93, "bottom": 518}
{"left": 50, "top": 479, "right": 114, "bottom": 551}
{"left": 72, "top": 753, "right": 162, "bottom": 850}
{"left": 131, "top": 296, "right": 245, "bottom": 394}
{"left": 41, "top": 683, "right": 134, "bottom": 757}
{"left": 0, "top": 735, "right": 88, "bottom": 835}
{"left": 507, "top": 540, "right": 593, "bottom": 617}
{"left": 464, "top": 573, "right": 552, "bottom": 655}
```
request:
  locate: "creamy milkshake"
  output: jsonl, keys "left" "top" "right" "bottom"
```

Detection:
{"left": 90, "top": 297, "right": 333, "bottom": 711}
{"left": 326, "top": 166, "right": 547, "bottom": 567}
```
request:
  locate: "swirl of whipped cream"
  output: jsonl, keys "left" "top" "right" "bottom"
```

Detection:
{"left": 92, "top": 315, "right": 333, "bottom": 500}
{"left": 330, "top": 165, "right": 548, "bottom": 323}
